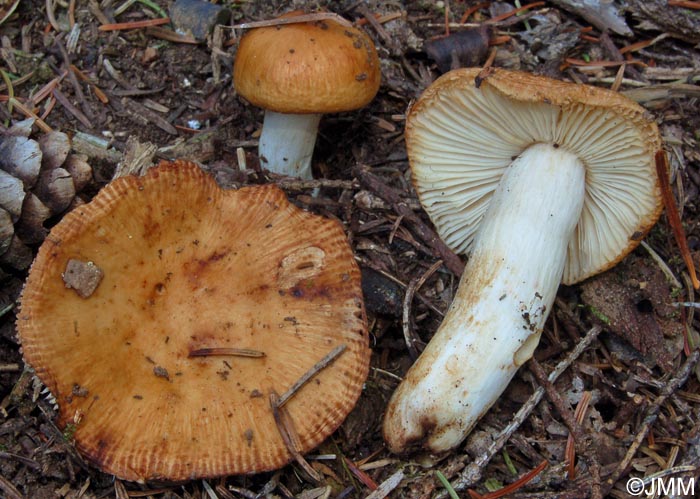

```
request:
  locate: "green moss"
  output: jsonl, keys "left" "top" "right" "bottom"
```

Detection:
{"left": 62, "top": 423, "right": 78, "bottom": 442}
{"left": 580, "top": 304, "right": 611, "bottom": 325}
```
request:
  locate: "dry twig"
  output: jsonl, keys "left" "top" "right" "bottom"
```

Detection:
{"left": 402, "top": 259, "right": 443, "bottom": 359}
{"left": 55, "top": 39, "right": 92, "bottom": 117}
{"left": 528, "top": 358, "right": 587, "bottom": 447}
{"left": 144, "top": 26, "right": 198, "bottom": 44}
{"left": 486, "top": 2, "right": 545, "bottom": 23}
{"left": 109, "top": 94, "right": 177, "bottom": 135}
{"left": 528, "top": 360, "right": 601, "bottom": 498}
{"left": 269, "top": 390, "right": 321, "bottom": 482}
{"left": 655, "top": 150, "right": 700, "bottom": 289}
{"left": 52, "top": 88, "right": 92, "bottom": 129}
{"left": 0, "top": 451, "right": 40, "bottom": 469}
{"left": 0, "top": 474, "right": 24, "bottom": 499}
{"left": 468, "top": 459, "right": 548, "bottom": 499}
{"left": 45, "top": 0, "right": 60, "bottom": 32}
{"left": 344, "top": 456, "right": 378, "bottom": 490}
{"left": 353, "top": 165, "right": 464, "bottom": 277}
{"left": 188, "top": 348, "right": 265, "bottom": 358}
{"left": 7, "top": 98, "right": 52, "bottom": 132}
{"left": 668, "top": 0, "right": 700, "bottom": 8}
{"left": 276, "top": 344, "right": 346, "bottom": 408}
{"left": 98, "top": 17, "right": 170, "bottom": 31}
{"left": 566, "top": 391, "right": 592, "bottom": 479}
{"left": 232, "top": 12, "right": 353, "bottom": 30}
{"left": 363, "top": 470, "right": 405, "bottom": 499}
{"left": 274, "top": 177, "right": 359, "bottom": 192}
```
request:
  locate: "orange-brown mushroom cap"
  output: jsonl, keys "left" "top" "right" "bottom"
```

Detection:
{"left": 233, "top": 12, "right": 381, "bottom": 114}
{"left": 17, "top": 161, "right": 369, "bottom": 482}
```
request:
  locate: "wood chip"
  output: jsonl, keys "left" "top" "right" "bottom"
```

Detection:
{"left": 363, "top": 470, "right": 404, "bottom": 499}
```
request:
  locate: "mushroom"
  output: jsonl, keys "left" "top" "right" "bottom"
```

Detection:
{"left": 233, "top": 12, "right": 381, "bottom": 179}
{"left": 17, "top": 160, "right": 369, "bottom": 481}
{"left": 382, "top": 68, "right": 664, "bottom": 454}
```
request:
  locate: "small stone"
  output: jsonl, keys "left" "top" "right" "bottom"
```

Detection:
{"left": 169, "top": 0, "right": 231, "bottom": 41}
{"left": 424, "top": 26, "right": 491, "bottom": 73}
{"left": 361, "top": 267, "right": 402, "bottom": 317}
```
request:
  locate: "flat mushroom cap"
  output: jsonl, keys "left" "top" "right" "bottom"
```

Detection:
{"left": 406, "top": 68, "right": 664, "bottom": 284}
{"left": 233, "top": 12, "right": 381, "bottom": 114}
{"left": 17, "top": 161, "right": 369, "bottom": 482}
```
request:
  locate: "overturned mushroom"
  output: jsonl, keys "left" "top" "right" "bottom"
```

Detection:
{"left": 17, "top": 161, "right": 369, "bottom": 481}
{"left": 383, "top": 68, "right": 664, "bottom": 454}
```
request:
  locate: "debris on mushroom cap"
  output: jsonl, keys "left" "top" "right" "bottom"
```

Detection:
{"left": 406, "top": 67, "right": 664, "bottom": 285}
{"left": 233, "top": 11, "right": 381, "bottom": 114}
{"left": 62, "top": 259, "right": 104, "bottom": 298}
{"left": 17, "top": 160, "right": 369, "bottom": 482}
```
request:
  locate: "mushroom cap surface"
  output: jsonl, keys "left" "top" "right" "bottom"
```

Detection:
{"left": 233, "top": 12, "right": 381, "bottom": 114}
{"left": 17, "top": 161, "right": 369, "bottom": 482}
{"left": 406, "top": 68, "right": 664, "bottom": 284}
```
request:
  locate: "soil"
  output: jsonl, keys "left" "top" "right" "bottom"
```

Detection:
{"left": 1, "top": 1, "right": 700, "bottom": 498}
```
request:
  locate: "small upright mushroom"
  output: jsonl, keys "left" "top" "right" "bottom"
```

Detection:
{"left": 17, "top": 161, "right": 369, "bottom": 481}
{"left": 233, "top": 12, "right": 381, "bottom": 179}
{"left": 383, "top": 68, "right": 664, "bottom": 454}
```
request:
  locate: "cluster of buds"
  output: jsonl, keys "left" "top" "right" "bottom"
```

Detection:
{"left": 0, "top": 119, "right": 92, "bottom": 269}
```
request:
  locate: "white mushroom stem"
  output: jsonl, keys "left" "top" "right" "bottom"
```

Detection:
{"left": 383, "top": 143, "right": 586, "bottom": 454}
{"left": 258, "top": 111, "right": 322, "bottom": 180}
